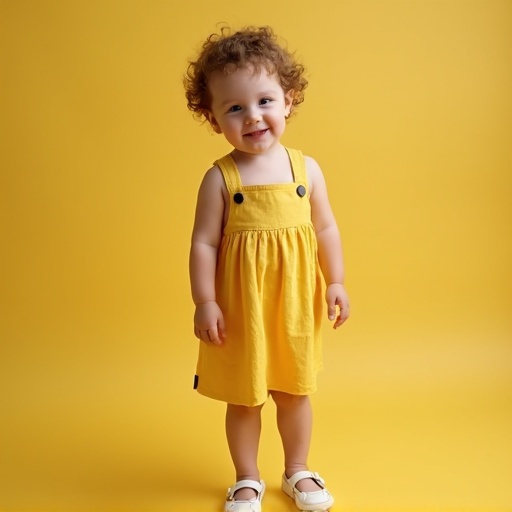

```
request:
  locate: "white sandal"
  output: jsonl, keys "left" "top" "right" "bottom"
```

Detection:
{"left": 282, "top": 471, "right": 334, "bottom": 511}
{"left": 224, "top": 479, "right": 266, "bottom": 512}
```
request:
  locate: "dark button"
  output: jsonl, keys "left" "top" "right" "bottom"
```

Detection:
{"left": 233, "top": 192, "right": 244, "bottom": 204}
{"left": 296, "top": 185, "right": 306, "bottom": 197}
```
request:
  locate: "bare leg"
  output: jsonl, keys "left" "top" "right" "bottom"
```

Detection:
{"left": 271, "top": 391, "right": 323, "bottom": 493}
{"left": 225, "top": 403, "right": 264, "bottom": 500}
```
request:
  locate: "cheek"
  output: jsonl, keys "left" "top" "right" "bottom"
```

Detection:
{"left": 223, "top": 119, "right": 239, "bottom": 133}
{"left": 272, "top": 113, "right": 287, "bottom": 127}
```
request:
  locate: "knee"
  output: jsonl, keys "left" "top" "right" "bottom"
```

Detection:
{"left": 270, "top": 391, "right": 309, "bottom": 409}
{"left": 227, "top": 403, "right": 264, "bottom": 417}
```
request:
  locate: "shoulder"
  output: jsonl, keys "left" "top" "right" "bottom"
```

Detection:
{"left": 197, "top": 163, "right": 228, "bottom": 203}
{"left": 199, "top": 163, "right": 225, "bottom": 189}
{"left": 302, "top": 155, "right": 326, "bottom": 194}
{"left": 303, "top": 155, "right": 323, "bottom": 176}
{"left": 202, "top": 163, "right": 223, "bottom": 181}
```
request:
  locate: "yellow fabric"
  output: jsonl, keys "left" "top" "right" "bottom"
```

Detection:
{"left": 195, "top": 148, "right": 324, "bottom": 406}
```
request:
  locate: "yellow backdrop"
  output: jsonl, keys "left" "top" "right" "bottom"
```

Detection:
{"left": 1, "top": 1, "right": 511, "bottom": 511}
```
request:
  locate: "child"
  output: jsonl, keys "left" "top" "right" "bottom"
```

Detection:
{"left": 184, "top": 26, "right": 349, "bottom": 512}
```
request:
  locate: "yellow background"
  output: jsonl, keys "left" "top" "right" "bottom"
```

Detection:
{"left": 1, "top": 0, "right": 511, "bottom": 511}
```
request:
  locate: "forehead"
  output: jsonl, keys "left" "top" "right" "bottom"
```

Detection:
{"left": 208, "top": 66, "right": 284, "bottom": 101}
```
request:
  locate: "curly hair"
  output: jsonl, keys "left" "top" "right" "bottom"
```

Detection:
{"left": 184, "top": 26, "right": 308, "bottom": 121}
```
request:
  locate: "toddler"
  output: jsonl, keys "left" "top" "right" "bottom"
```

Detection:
{"left": 185, "top": 26, "right": 349, "bottom": 512}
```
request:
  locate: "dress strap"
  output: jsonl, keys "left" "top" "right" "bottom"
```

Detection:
{"left": 214, "top": 154, "right": 243, "bottom": 194}
{"left": 285, "top": 147, "right": 307, "bottom": 186}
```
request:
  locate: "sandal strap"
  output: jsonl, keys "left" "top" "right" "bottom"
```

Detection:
{"left": 227, "top": 479, "right": 263, "bottom": 499}
{"left": 287, "top": 471, "right": 326, "bottom": 490}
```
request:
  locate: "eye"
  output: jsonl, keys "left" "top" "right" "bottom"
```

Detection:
{"left": 227, "top": 105, "right": 242, "bottom": 113}
{"left": 259, "top": 98, "right": 272, "bottom": 105}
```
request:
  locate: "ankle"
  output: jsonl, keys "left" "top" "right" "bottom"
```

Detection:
{"left": 235, "top": 472, "right": 260, "bottom": 482}
{"left": 285, "top": 465, "right": 308, "bottom": 478}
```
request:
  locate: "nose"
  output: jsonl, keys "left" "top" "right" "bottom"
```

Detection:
{"left": 245, "top": 106, "right": 262, "bottom": 124}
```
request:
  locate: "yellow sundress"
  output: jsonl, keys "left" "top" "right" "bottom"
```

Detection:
{"left": 194, "top": 147, "right": 324, "bottom": 406}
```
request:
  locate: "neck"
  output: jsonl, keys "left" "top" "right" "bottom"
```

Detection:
{"left": 231, "top": 143, "right": 286, "bottom": 165}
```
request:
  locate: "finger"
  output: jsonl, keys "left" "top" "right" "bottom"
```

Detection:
{"left": 334, "top": 313, "right": 346, "bottom": 329}
{"left": 341, "top": 300, "right": 350, "bottom": 321}
{"left": 334, "top": 303, "right": 350, "bottom": 329}
{"left": 208, "top": 325, "right": 222, "bottom": 345}
{"left": 194, "top": 326, "right": 201, "bottom": 340}
{"left": 198, "top": 328, "right": 221, "bottom": 345}
{"left": 327, "top": 304, "right": 337, "bottom": 321}
{"left": 218, "top": 317, "right": 226, "bottom": 340}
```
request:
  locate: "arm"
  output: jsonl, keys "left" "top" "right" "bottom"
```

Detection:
{"left": 306, "top": 156, "right": 350, "bottom": 329}
{"left": 189, "top": 166, "right": 226, "bottom": 345}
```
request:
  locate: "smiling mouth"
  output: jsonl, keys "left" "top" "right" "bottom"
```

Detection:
{"left": 244, "top": 129, "right": 268, "bottom": 137}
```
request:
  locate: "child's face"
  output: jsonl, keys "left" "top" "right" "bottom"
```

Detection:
{"left": 206, "top": 65, "right": 293, "bottom": 155}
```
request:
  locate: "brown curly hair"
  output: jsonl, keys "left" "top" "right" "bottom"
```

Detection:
{"left": 184, "top": 26, "right": 308, "bottom": 121}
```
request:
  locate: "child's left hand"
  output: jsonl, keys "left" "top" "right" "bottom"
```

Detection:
{"left": 326, "top": 283, "right": 350, "bottom": 329}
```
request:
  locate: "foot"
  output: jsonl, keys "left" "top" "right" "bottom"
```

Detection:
{"left": 225, "top": 479, "right": 265, "bottom": 512}
{"left": 285, "top": 470, "right": 323, "bottom": 493}
{"left": 282, "top": 471, "right": 334, "bottom": 511}
{"left": 233, "top": 486, "right": 258, "bottom": 500}
{"left": 232, "top": 475, "right": 260, "bottom": 500}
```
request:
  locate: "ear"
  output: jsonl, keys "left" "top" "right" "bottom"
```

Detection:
{"left": 204, "top": 111, "right": 222, "bottom": 134}
{"left": 284, "top": 90, "right": 294, "bottom": 117}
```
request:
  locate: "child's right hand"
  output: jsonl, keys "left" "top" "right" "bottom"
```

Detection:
{"left": 193, "top": 301, "right": 226, "bottom": 345}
